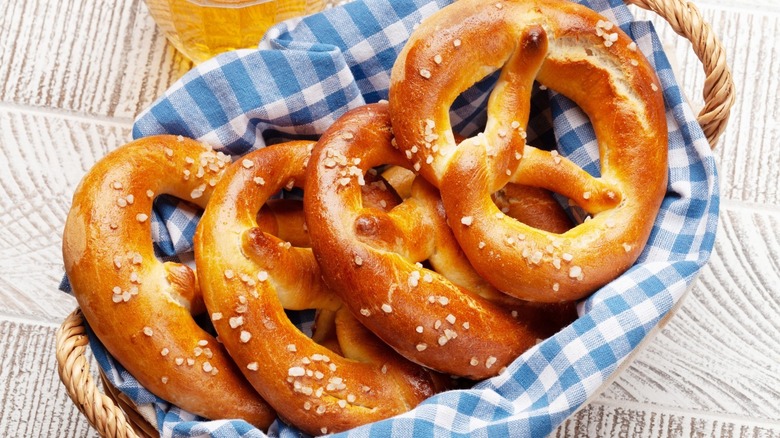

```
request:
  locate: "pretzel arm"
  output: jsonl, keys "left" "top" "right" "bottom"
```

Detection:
{"left": 354, "top": 200, "right": 436, "bottom": 263}
{"left": 255, "top": 200, "right": 311, "bottom": 248}
{"left": 510, "top": 145, "right": 622, "bottom": 214}
{"left": 241, "top": 228, "right": 341, "bottom": 312}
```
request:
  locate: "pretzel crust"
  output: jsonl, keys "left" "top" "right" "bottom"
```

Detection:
{"left": 389, "top": 0, "right": 668, "bottom": 301}
{"left": 304, "top": 103, "right": 572, "bottom": 379}
{"left": 62, "top": 136, "right": 275, "bottom": 427}
{"left": 194, "top": 141, "right": 442, "bottom": 435}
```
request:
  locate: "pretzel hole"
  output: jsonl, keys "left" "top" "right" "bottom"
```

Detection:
{"left": 445, "top": 75, "right": 555, "bottom": 148}
{"left": 143, "top": 194, "right": 219, "bottom": 318}
{"left": 448, "top": 72, "right": 501, "bottom": 139}
{"left": 192, "top": 311, "right": 219, "bottom": 337}
{"left": 237, "top": 227, "right": 330, "bottom": 342}
{"left": 149, "top": 194, "right": 205, "bottom": 258}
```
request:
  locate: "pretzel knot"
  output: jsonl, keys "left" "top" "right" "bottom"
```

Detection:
{"left": 194, "top": 141, "right": 443, "bottom": 435}
{"left": 305, "top": 103, "right": 576, "bottom": 379}
{"left": 389, "top": 0, "right": 668, "bottom": 302}
{"left": 62, "top": 136, "right": 275, "bottom": 427}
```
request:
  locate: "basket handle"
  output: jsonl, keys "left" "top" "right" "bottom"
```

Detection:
{"left": 56, "top": 309, "right": 140, "bottom": 438}
{"left": 625, "top": 0, "right": 735, "bottom": 148}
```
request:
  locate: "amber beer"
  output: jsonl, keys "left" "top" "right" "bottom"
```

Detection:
{"left": 144, "top": 0, "right": 325, "bottom": 63}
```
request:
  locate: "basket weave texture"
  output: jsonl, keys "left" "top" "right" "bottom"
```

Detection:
{"left": 55, "top": 0, "right": 735, "bottom": 436}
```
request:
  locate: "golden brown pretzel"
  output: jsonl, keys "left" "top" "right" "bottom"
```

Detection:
{"left": 304, "top": 103, "right": 570, "bottom": 379}
{"left": 380, "top": 165, "right": 571, "bottom": 304}
{"left": 389, "top": 0, "right": 668, "bottom": 301}
{"left": 194, "top": 141, "right": 443, "bottom": 435}
{"left": 62, "top": 135, "right": 275, "bottom": 427}
{"left": 383, "top": 165, "right": 574, "bottom": 235}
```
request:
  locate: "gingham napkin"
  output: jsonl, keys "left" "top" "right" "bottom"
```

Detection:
{"left": 63, "top": 0, "right": 719, "bottom": 436}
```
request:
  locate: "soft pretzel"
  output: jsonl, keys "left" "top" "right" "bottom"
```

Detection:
{"left": 389, "top": 0, "right": 668, "bottom": 301}
{"left": 381, "top": 165, "right": 574, "bottom": 305}
{"left": 305, "top": 103, "right": 571, "bottom": 379}
{"left": 384, "top": 165, "right": 573, "bottom": 233}
{"left": 194, "top": 141, "right": 443, "bottom": 435}
{"left": 398, "top": 173, "right": 578, "bottom": 334}
{"left": 61, "top": 136, "right": 275, "bottom": 427}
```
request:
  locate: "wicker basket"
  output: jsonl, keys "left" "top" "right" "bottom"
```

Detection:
{"left": 55, "top": 0, "right": 735, "bottom": 436}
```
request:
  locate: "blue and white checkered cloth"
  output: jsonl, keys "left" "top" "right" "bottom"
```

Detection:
{"left": 65, "top": 0, "right": 719, "bottom": 435}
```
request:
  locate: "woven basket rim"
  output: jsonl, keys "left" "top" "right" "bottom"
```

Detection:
{"left": 54, "top": 0, "right": 736, "bottom": 436}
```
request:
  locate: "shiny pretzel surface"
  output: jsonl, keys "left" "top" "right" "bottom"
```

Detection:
{"left": 194, "top": 140, "right": 443, "bottom": 435}
{"left": 389, "top": 0, "right": 668, "bottom": 301}
{"left": 305, "top": 103, "right": 576, "bottom": 379}
{"left": 61, "top": 135, "right": 275, "bottom": 428}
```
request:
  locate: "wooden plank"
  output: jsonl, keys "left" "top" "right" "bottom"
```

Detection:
{"left": 0, "top": 319, "right": 98, "bottom": 437}
{"left": 0, "top": 108, "right": 132, "bottom": 322}
{"left": 567, "top": 206, "right": 780, "bottom": 436}
{"left": 697, "top": 0, "right": 780, "bottom": 13}
{"left": 579, "top": 3, "right": 780, "bottom": 428}
{"left": 632, "top": 3, "right": 780, "bottom": 207}
{"left": 556, "top": 400, "right": 780, "bottom": 437}
{"left": 0, "top": 0, "right": 192, "bottom": 119}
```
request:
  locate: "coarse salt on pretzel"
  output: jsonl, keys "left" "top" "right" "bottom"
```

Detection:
{"left": 389, "top": 0, "right": 668, "bottom": 302}
{"left": 381, "top": 165, "right": 574, "bottom": 305}
{"left": 305, "top": 103, "right": 571, "bottom": 379}
{"left": 194, "top": 141, "right": 443, "bottom": 435}
{"left": 62, "top": 135, "right": 275, "bottom": 427}
{"left": 385, "top": 164, "right": 573, "bottom": 233}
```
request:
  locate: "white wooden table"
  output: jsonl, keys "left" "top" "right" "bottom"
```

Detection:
{"left": 1, "top": 0, "right": 778, "bottom": 436}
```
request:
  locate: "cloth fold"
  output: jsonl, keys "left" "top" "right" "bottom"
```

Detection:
{"left": 66, "top": 0, "right": 719, "bottom": 436}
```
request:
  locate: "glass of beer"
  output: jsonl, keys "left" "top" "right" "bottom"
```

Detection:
{"left": 144, "top": 0, "right": 327, "bottom": 63}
